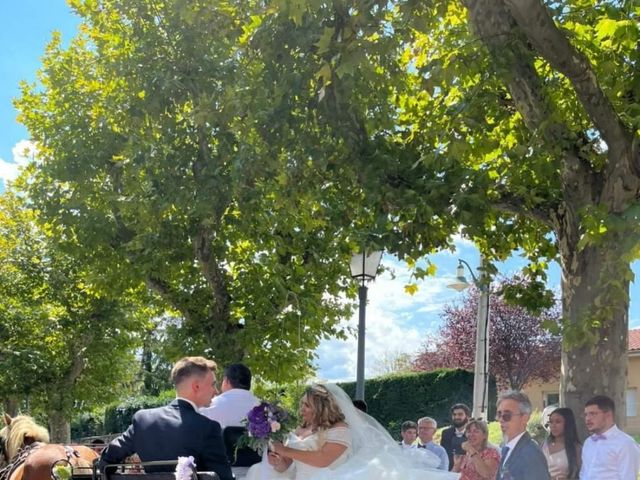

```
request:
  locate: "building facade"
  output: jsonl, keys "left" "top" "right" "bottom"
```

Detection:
{"left": 524, "top": 328, "right": 640, "bottom": 434}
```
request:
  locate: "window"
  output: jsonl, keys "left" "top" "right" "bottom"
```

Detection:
{"left": 626, "top": 389, "right": 637, "bottom": 417}
{"left": 544, "top": 392, "right": 560, "bottom": 408}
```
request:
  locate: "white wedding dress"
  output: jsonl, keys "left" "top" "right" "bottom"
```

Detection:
{"left": 244, "top": 384, "right": 459, "bottom": 480}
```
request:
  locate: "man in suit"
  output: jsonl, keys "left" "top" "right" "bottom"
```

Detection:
{"left": 495, "top": 391, "right": 549, "bottom": 480}
{"left": 439, "top": 402, "right": 470, "bottom": 470}
{"left": 99, "top": 356, "right": 233, "bottom": 480}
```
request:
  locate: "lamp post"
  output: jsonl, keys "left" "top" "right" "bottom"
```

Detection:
{"left": 447, "top": 256, "right": 490, "bottom": 421}
{"left": 349, "top": 250, "right": 383, "bottom": 401}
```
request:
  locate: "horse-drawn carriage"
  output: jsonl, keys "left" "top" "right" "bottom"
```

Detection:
{"left": 0, "top": 415, "right": 257, "bottom": 480}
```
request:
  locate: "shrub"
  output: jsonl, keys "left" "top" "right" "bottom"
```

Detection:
{"left": 339, "top": 369, "right": 496, "bottom": 439}
{"left": 103, "top": 390, "right": 174, "bottom": 433}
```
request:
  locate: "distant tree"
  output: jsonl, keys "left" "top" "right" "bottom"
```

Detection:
{"left": 413, "top": 278, "right": 561, "bottom": 391}
{"left": 371, "top": 349, "right": 414, "bottom": 377}
{"left": 0, "top": 190, "right": 145, "bottom": 442}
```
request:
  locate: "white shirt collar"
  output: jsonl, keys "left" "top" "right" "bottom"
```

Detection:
{"left": 505, "top": 431, "right": 527, "bottom": 450}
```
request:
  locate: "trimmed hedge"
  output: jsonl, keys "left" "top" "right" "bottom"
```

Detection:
{"left": 93, "top": 369, "right": 495, "bottom": 438}
{"left": 339, "top": 369, "right": 496, "bottom": 439}
{"left": 103, "top": 390, "right": 174, "bottom": 434}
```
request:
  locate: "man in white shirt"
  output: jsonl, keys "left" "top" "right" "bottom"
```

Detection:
{"left": 417, "top": 416, "right": 449, "bottom": 470}
{"left": 200, "top": 363, "right": 259, "bottom": 429}
{"left": 580, "top": 394, "right": 640, "bottom": 480}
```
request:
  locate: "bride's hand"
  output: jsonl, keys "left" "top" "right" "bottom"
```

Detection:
{"left": 271, "top": 441, "right": 286, "bottom": 456}
{"left": 267, "top": 452, "right": 282, "bottom": 466}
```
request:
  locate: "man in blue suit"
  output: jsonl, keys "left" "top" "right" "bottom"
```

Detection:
{"left": 100, "top": 356, "right": 233, "bottom": 480}
{"left": 495, "top": 391, "right": 550, "bottom": 480}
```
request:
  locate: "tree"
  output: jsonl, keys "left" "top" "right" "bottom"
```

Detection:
{"left": 371, "top": 350, "right": 414, "bottom": 377}
{"left": 16, "top": 0, "right": 363, "bottom": 383}
{"left": 15, "top": 0, "right": 640, "bottom": 425}
{"left": 0, "top": 190, "right": 146, "bottom": 441}
{"left": 413, "top": 279, "right": 562, "bottom": 391}
{"left": 240, "top": 0, "right": 639, "bottom": 428}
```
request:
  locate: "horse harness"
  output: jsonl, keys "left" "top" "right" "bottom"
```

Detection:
{"left": 0, "top": 443, "right": 43, "bottom": 480}
{"left": 0, "top": 444, "right": 81, "bottom": 480}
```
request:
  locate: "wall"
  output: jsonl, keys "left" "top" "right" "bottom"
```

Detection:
{"left": 522, "top": 353, "right": 640, "bottom": 435}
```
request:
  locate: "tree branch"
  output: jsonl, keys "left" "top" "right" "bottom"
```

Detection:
{"left": 502, "top": 0, "right": 640, "bottom": 210}
{"left": 504, "top": 0, "right": 634, "bottom": 162}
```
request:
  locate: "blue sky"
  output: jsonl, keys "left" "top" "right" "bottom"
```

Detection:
{"left": 1, "top": 1, "right": 638, "bottom": 382}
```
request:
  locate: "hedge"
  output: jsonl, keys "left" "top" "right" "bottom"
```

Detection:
{"left": 339, "top": 368, "right": 496, "bottom": 439}
{"left": 87, "top": 369, "right": 495, "bottom": 438}
{"left": 103, "top": 390, "right": 174, "bottom": 434}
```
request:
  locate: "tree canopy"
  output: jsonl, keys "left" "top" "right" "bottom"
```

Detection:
{"left": 0, "top": 189, "right": 145, "bottom": 441}
{"left": 13, "top": 0, "right": 640, "bottom": 425}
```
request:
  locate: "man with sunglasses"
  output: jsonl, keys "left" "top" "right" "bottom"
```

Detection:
{"left": 580, "top": 394, "right": 640, "bottom": 479}
{"left": 495, "top": 391, "right": 549, "bottom": 480}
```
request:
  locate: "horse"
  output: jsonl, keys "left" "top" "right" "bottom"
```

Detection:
{"left": 0, "top": 414, "right": 98, "bottom": 480}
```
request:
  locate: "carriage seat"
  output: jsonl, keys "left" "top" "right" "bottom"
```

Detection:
{"left": 95, "top": 460, "right": 219, "bottom": 480}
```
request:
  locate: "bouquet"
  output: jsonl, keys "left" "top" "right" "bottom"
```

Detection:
{"left": 175, "top": 456, "right": 196, "bottom": 480}
{"left": 238, "top": 401, "right": 293, "bottom": 455}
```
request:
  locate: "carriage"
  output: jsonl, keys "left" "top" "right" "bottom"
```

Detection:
{"left": 0, "top": 415, "right": 258, "bottom": 480}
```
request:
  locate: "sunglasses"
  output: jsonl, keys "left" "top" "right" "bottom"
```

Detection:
{"left": 495, "top": 411, "right": 524, "bottom": 422}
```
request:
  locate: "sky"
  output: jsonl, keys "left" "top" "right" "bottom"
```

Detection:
{"left": 1, "top": 1, "right": 639, "bottom": 383}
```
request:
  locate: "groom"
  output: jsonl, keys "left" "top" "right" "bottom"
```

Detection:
{"left": 99, "top": 356, "right": 233, "bottom": 480}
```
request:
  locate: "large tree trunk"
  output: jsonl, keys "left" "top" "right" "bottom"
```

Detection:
{"left": 48, "top": 410, "right": 71, "bottom": 444}
{"left": 463, "top": 0, "right": 638, "bottom": 440}
{"left": 3, "top": 397, "right": 19, "bottom": 417}
{"left": 559, "top": 240, "right": 630, "bottom": 438}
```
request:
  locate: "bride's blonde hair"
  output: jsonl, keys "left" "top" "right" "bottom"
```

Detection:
{"left": 301, "top": 384, "right": 345, "bottom": 429}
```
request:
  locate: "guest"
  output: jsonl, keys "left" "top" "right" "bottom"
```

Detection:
{"left": 200, "top": 363, "right": 259, "bottom": 429}
{"left": 417, "top": 416, "right": 449, "bottom": 470}
{"left": 399, "top": 421, "right": 418, "bottom": 448}
{"left": 451, "top": 419, "right": 500, "bottom": 480}
{"left": 541, "top": 407, "right": 581, "bottom": 479}
{"left": 440, "top": 402, "right": 471, "bottom": 470}
{"left": 580, "top": 394, "right": 640, "bottom": 480}
{"left": 495, "top": 391, "right": 550, "bottom": 480}
{"left": 99, "top": 356, "right": 233, "bottom": 480}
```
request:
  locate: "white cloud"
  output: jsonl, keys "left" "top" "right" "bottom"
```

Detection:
{"left": 0, "top": 139, "right": 36, "bottom": 187}
{"left": 316, "top": 254, "right": 464, "bottom": 382}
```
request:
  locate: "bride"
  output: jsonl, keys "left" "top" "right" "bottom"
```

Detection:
{"left": 245, "top": 383, "right": 459, "bottom": 479}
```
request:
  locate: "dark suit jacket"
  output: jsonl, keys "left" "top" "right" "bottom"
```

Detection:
{"left": 496, "top": 432, "right": 550, "bottom": 480}
{"left": 440, "top": 425, "right": 466, "bottom": 471}
{"left": 99, "top": 399, "right": 233, "bottom": 480}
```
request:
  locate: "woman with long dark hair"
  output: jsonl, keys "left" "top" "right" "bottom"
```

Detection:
{"left": 542, "top": 407, "right": 582, "bottom": 479}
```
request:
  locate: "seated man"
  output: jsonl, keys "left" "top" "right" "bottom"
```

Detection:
{"left": 200, "top": 363, "right": 259, "bottom": 429}
{"left": 99, "top": 356, "right": 233, "bottom": 480}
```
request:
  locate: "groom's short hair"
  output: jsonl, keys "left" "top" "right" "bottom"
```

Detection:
{"left": 224, "top": 363, "right": 252, "bottom": 390}
{"left": 171, "top": 356, "right": 217, "bottom": 386}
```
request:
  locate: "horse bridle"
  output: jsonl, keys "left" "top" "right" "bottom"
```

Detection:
{"left": 0, "top": 434, "right": 7, "bottom": 463}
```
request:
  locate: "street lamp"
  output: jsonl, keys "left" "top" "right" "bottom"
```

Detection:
{"left": 349, "top": 250, "right": 383, "bottom": 401}
{"left": 447, "top": 256, "right": 491, "bottom": 421}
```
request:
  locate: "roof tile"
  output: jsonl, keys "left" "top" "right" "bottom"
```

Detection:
{"left": 630, "top": 328, "right": 640, "bottom": 351}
